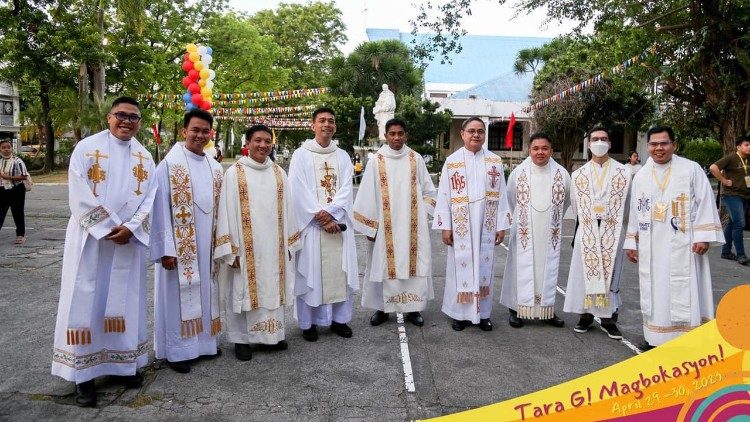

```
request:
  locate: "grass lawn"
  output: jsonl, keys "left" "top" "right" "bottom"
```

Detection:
{"left": 31, "top": 169, "right": 68, "bottom": 184}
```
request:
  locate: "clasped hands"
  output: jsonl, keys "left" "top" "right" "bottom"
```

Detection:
{"left": 106, "top": 225, "right": 133, "bottom": 245}
{"left": 315, "top": 210, "right": 341, "bottom": 234}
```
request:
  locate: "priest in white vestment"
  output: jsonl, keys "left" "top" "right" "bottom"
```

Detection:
{"left": 623, "top": 126, "right": 723, "bottom": 351}
{"left": 288, "top": 107, "right": 359, "bottom": 342}
{"left": 52, "top": 97, "right": 156, "bottom": 407}
{"left": 151, "top": 110, "right": 223, "bottom": 374}
{"left": 215, "top": 125, "right": 301, "bottom": 361}
{"left": 433, "top": 117, "right": 511, "bottom": 332}
{"left": 500, "top": 133, "right": 571, "bottom": 328}
{"left": 564, "top": 126, "right": 631, "bottom": 339}
{"left": 353, "top": 118, "right": 436, "bottom": 327}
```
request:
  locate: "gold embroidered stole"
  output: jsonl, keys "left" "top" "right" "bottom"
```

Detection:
{"left": 376, "top": 151, "right": 419, "bottom": 280}
{"left": 573, "top": 161, "right": 629, "bottom": 309}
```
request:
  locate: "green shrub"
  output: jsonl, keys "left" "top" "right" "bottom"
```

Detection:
{"left": 680, "top": 138, "right": 723, "bottom": 169}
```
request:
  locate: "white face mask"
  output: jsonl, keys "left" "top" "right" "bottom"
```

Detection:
{"left": 589, "top": 141, "right": 610, "bottom": 157}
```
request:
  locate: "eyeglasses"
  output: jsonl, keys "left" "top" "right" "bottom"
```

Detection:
{"left": 590, "top": 137, "right": 609, "bottom": 142}
{"left": 647, "top": 141, "right": 672, "bottom": 148}
{"left": 464, "top": 129, "right": 486, "bottom": 136}
{"left": 111, "top": 112, "right": 142, "bottom": 123}
{"left": 188, "top": 128, "right": 211, "bottom": 135}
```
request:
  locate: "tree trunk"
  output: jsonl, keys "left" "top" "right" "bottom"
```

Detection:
{"left": 39, "top": 82, "right": 56, "bottom": 172}
{"left": 718, "top": 106, "right": 746, "bottom": 154}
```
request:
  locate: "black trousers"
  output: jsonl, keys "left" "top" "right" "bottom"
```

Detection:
{"left": 0, "top": 183, "right": 26, "bottom": 236}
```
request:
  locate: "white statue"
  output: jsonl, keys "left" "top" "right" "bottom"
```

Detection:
{"left": 373, "top": 84, "right": 396, "bottom": 141}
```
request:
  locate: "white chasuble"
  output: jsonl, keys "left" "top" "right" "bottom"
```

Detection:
{"left": 151, "top": 144, "right": 223, "bottom": 362}
{"left": 52, "top": 130, "right": 156, "bottom": 383}
{"left": 500, "top": 157, "right": 570, "bottom": 320}
{"left": 623, "top": 156, "right": 722, "bottom": 346}
{"left": 288, "top": 140, "right": 358, "bottom": 314}
{"left": 214, "top": 157, "right": 301, "bottom": 344}
{"left": 564, "top": 159, "right": 631, "bottom": 317}
{"left": 433, "top": 147, "right": 511, "bottom": 323}
{"left": 353, "top": 145, "right": 436, "bottom": 313}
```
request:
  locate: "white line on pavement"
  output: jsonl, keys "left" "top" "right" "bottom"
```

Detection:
{"left": 555, "top": 286, "right": 642, "bottom": 355}
{"left": 395, "top": 313, "right": 416, "bottom": 393}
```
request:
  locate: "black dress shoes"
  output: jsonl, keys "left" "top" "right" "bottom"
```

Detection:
{"left": 116, "top": 371, "right": 144, "bottom": 388}
{"left": 405, "top": 312, "right": 424, "bottom": 327}
{"left": 451, "top": 319, "right": 468, "bottom": 331}
{"left": 545, "top": 315, "right": 565, "bottom": 328}
{"left": 302, "top": 325, "right": 319, "bottom": 342}
{"left": 478, "top": 318, "right": 493, "bottom": 331}
{"left": 234, "top": 343, "right": 253, "bottom": 361}
{"left": 638, "top": 341, "right": 655, "bottom": 352}
{"left": 166, "top": 360, "right": 191, "bottom": 374}
{"left": 508, "top": 311, "right": 524, "bottom": 328}
{"left": 258, "top": 340, "right": 289, "bottom": 351}
{"left": 370, "top": 310, "right": 389, "bottom": 326}
{"left": 331, "top": 321, "right": 353, "bottom": 338}
{"left": 75, "top": 379, "right": 96, "bottom": 408}
{"left": 202, "top": 348, "right": 222, "bottom": 360}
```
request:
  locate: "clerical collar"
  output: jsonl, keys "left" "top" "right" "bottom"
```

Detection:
{"left": 464, "top": 147, "right": 484, "bottom": 156}
{"left": 182, "top": 144, "right": 206, "bottom": 161}
{"left": 303, "top": 138, "right": 337, "bottom": 154}
{"left": 653, "top": 160, "right": 671, "bottom": 169}
{"left": 239, "top": 155, "right": 272, "bottom": 170}
{"left": 532, "top": 161, "right": 550, "bottom": 169}
{"left": 108, "top": 132, "right": 131, "bottom": 145}
{"left": 381, "top": 144, "right": 408, "bottom": 158}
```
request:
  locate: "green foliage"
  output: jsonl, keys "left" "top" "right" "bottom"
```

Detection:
{"left": 395, "top": 96, "right": 452, "bottom": 158}
{"left": 680, "top": 138, "right": 723, "bottom": 170}
{"left": 249, "top": 1, "right": 347, "bottom": 88}
{"left": 328, "top": 40, "right": 424, "bottom": 99}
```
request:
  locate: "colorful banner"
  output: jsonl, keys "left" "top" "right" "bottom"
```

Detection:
{"left": 522, "top": 46, "right": 656, "bottom": 113}
{"left": 139, "top": 87, "right": 327, "bottom": 104}
{"left": 214, "top": 115, "right": 311, "bottom": 129}
{"left": 425, "top": 285, "right": 750, "bottom": 421}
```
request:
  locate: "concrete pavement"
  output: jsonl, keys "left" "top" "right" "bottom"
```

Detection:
{"left": 0, "top": 184, "right": 746, "bottom": 421}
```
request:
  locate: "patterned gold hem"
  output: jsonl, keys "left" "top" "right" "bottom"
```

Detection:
{"left": 53, "top": 342, "right": 148, "bottom": 370}
{"left": 517, "top": 305, "right": 555, "bottom": 320}
{"left": 354, "top": 211, "right": 378, "bottom": 230}
{"left": 644, "top": 318, "right": 710, "bottom": 333}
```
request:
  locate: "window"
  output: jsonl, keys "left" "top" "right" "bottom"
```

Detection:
{"left": 488, "top": 121, "right": 523, "bottom": 150}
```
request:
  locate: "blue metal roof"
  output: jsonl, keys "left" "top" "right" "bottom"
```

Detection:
{"left": 450, "top": 71, "right": 535, "bottom": 102}
{"left": 365, "top": 28, "right": 551, "bottom": 87}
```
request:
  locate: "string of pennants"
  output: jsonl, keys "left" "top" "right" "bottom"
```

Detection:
{"left": 522, "top": 45, "right": 656, "bottom": 113}
{"left": 140, "top": 87, "right": 328, "bottom": 104}
{"left": 214, "top": 115, "right": 311, "bottom": 129}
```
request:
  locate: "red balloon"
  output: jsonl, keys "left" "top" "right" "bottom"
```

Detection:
{"left": 182, "top": 60, "right": 193, "bottom": 72}
{"left": 200, "top": 101, "right": 211, "bottom": 111}
{"left": 191, "top": 93, "right": 203, "bottom": 105}
{"left": 188, "top": 69, "right": 200, "bottom": 81}
{"left": 184, "top": 53, "right": 190, "bottom": 62}
{"left": 188, "top": 83, "right": 201, "bottom": 94}
{"left": 181, "top": 76, "right": 192, "bottom": 88}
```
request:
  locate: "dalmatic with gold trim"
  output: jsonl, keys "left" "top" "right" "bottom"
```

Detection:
{"left": 151, "top": 144, "right": 224, "bottom": 363}
{"left": 563, "top": 158, "right": 630, "bottom": 319}
{"left": 623, "top": 155, "right": 723, "bottom": 346}
{"left": 52, "top": 130, "right": 156, "bottom": 383}
{"left": 353, "top": 145, "right": 437, "bottom": 313}
{"left": 214, "top": 156, "right": 301, "bottom": 345}
{"left": 500, "top": 157, "right": 570, "bottom": 320}
{"left": 433, "top": 147, "right": 511, "bottom": 324}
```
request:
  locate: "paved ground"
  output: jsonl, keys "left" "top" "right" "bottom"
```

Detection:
{"left": 0, "top": 184, "right": 747, "bottom": 421}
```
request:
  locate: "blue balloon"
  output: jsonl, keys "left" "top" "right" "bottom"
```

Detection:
{"left": 182, "top": 92, "right": 192, "bottom": 103}
{"left": 205, "top": 46, "right": 212, "bottom": 55}
{"left": 185, "top": 103, "right": 195, "bottom": 111}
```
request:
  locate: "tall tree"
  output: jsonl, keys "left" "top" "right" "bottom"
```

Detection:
{"left": 249, "top": 1, "right": 347, "bottom": 88}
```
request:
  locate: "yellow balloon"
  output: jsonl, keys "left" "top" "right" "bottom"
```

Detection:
{"left": 198, "top": 79, "right": 207, "bottom": 87}
{"left": 199, "top": 69, "right": 209, "bottom": 79}
{"left": 186, "top": 43, "right": 198, "bottom": 53}
{"left": 189, "top": 52, "right": 200, "bottom": 62}
{"left": 203, "top": 95, "right": 212, "bottom": 102}
{"left": 201, "top": 87, "right": 212, "bottom": 96}
{"left": 193, "top": 61, "right": 203, "bottom": 71}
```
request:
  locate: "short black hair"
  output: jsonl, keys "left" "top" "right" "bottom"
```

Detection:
{"left": 385, "top": 118, "right": 407, "bottom": 133}
{"left": 628, "top": 150, "right": 639, "bottom": 157}
{"left": 735, "top": 135, "right": 750, "bottom": 147}
{"left": 529, "top": 132, "right": 553, "bottom": 148}
{"left": 587, "top": 125, "right": 610, "bottom": 139}
{"left": 183, "top": 109, "right": 214, "bottom": 128}
{"left": 646, "top": 125, "right": 675, "bottom": 143}
{"left": 461, "top": 117, "right": 485, "bottom": 130}
{"left": 0, "top": 138, "right": 11, "bottom": 145}
{"left": 312, "top": 107, "right": 336, "bottom": 121}
{"left": 111, "top": 96, "right": 140, "bottom": 110}
{"left": 245, "top": 124, "right": 272, "bottom": 141}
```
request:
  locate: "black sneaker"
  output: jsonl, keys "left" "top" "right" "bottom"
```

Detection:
{"left": 574, "top": 315, "right": 594, "bottom": 333}
{"left": 166, "top": 360, "right": 191, "bottom": 374}
{"left": 600, "top": 323, "right": 623, "bottom": 339}
{"left": 74, "top": 379, "right": 97, "bottom": 408}
{"left": 738, "top": 255, "right": 749, "bottom": 266}
{"left": 234, "top": 343, "right": 252, "bottom": 361}
{"left": 638, "top": 340, "right": 655, "bottom": 352}
{"left": 370, "top": 310, "right": 389, "bottom": 326}
{"left": 721, "top": 252, "right": 738, "bottom": 260}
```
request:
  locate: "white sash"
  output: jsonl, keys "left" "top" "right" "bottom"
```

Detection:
{"left": 636, "top": 157, "right": 692, "bottom": 322}
{"left": 446, "top": 153, "right": 503, "bottom": 303}
{"left": 572, "top": 161, "right": 629, "bottom": 309}
{"left": 514, "top": 161, "right": 567, "bottom": 318}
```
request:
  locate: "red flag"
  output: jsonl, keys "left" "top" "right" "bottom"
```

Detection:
{"left": 151, "top": 123, "right": 161, "bottom": 145}
{"left": 505, "top": 113, "right": 516, "bottom": 149}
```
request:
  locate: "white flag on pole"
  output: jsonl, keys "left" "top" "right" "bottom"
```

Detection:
{"left": 358, "top": 106, "right": 366, "bottom": 142}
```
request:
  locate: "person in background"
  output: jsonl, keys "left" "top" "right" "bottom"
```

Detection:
{"left": 626, "top": 151, "right": 642, "bottom": 176}
{"left": 0, "top": 138, "right": 29, "bottom": 245}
